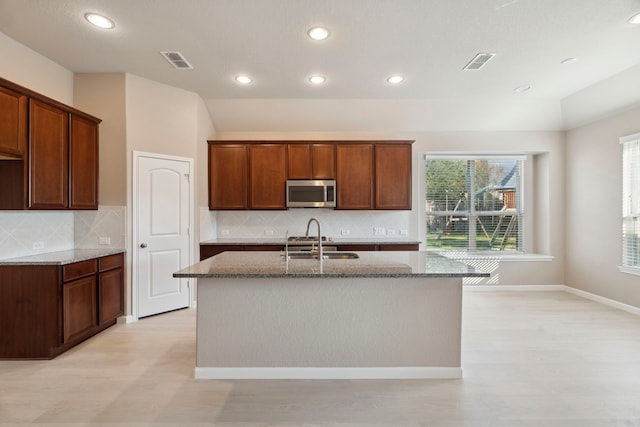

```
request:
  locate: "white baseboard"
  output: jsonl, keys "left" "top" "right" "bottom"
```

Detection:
{"left": 194, "top": 366, "right": 462, "bottom": 380}
{"left": 117, "top": 315, "right": 137, "bottom": 324}
{"left": 564, "top": 286, "right": 640, "bottom": 316}
{"left": 464, "top": 284, "right": 566, "bottom": 292}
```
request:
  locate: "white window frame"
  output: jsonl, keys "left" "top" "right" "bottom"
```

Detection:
{"left": 619, "top": 133, "right": 640, "bottom": 276}
{"left": 423, "top": 154, "right": 526, "bottom": 254}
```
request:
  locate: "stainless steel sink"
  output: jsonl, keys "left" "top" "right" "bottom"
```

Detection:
{"left": 283, "top": 251, "right": 359, "bottom": 260}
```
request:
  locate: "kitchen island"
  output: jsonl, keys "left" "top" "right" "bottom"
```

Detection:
{"left": 174, "top": 251, "right": 488, "bottom": 379}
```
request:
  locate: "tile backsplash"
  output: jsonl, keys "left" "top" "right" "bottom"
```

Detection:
{"left": 0, "top": 206, "right": 126, "bottom": 260}
{"left": 74, "top": 205, "right": 126, "bottom": 249}
{"left": 0, "top": 211, "right": 74, "bottom": 259}
{"left": 212, "top": 209, "right": 411, "bottom": 239}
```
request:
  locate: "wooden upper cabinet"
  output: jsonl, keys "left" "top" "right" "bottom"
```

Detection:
{"left": 29, "top": 99, "right": 69, "bottom": 209}
{"left": 311, "top": 144, "right": 335, "bottom": 179}
{"left": 0, "top": 85, "right": 27, "bottom": 158}
{"left": 375, "top": 143, "right": 412, "bottom": 209}
{"left": 70, "top": 114, "right": 99, "bottom": 209}
{"left": 287, "top": 143, "right": 334, "bottom": 179}
{"left": 287, "top": 144, "right": 311, "bottom": 179}
{"left": 209, "top": 144, "right": 248, "bottom": 209}
{"left": 249, "top": 144, "right": 287, "bottom": 209}
{"left": 0, "top": 78, "right": 101, "bottom": 211}
{"left": 336, "top": 143, "right": 374, "bottom": 209}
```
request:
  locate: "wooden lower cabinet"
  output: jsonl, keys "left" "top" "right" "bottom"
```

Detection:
{"left": 200, "top": 244, "right": 283, "bottom": 260}
{"left": 0, "top": 252, "right": 124, "bottom": 359}
{"left": 63, "top": 275, "right": 98, "bottom": 343}
{"left": 200, "top": 243, "right": 418, "bottom": 260}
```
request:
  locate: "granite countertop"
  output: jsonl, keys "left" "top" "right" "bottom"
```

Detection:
{"left": 200, "top": 237, "right": 421, "bottom": 245}
{"left": 0, "top": 249, "right": 125, "bottom": 266}
{"left": 174, "top": 251, "right": 489, "bottom": 279}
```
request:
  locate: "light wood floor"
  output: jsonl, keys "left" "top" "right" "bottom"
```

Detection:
{"left": 2, "top": 291, "right": 640, "bottom": 426}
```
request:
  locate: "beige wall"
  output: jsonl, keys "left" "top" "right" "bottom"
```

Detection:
{"left": 74, "top": 73, "right": 127, "bottom": 206}
{"left": 565, "top": 105, "right": 640, "bottom": 308}
{"left": 0, "top": 31, "right": 73, "bottom": 104}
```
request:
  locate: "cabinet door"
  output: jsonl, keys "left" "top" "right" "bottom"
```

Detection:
{"left": 375, "top": 143, "right": 412, "bottom": 209}
{"left": 249, "top": 144, "right": 287, "bottom": 209}
{"left": 311, "top": 144, "right": 335, "bottom": 179}
{"left": 336, "top": 144, "right": 373, "bottom": 209}
{"left": 99, "top": 268, "right": 123, "bottom": 324}
{"left": 287, "top": 144, "right": 311, "bottom": 179}
{"left": 63, "top": 275, "right": 97, "bottom": 343}
{"left": 209, "top": 144, "right": 247, "bottom": 209}
{"left": 0, "top": 85, "right": 27, "bottom": 158}
{"left": 29, "top": 99, "right": 69, "bottom": 209}
{"left": 70, "top": 114, "right": 99, "bottom": 209}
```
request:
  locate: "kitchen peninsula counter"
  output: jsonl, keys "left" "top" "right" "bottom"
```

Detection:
{"left": 175, "top": 250, "right": 485, "bottom": 278}
{"left": 175, "top": 251, "right": 488, "bottom": 380}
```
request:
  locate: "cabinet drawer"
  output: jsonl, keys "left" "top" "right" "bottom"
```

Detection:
{"left": 63, "top": 259, "right": 97, "bottom": 282}
{"left": 377, "top": 244, "right": 419, "bottom": 251}
{"left": 99, "top": 253, "right": 124, "bottom": 272}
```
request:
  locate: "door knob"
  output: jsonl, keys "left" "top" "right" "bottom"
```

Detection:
{"left": 140, "top": 243, "right": 147, "bottom": 248}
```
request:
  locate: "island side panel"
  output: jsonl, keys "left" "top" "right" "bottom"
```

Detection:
{"left": 196, "top": 277, "right": 461, "bottom": 373}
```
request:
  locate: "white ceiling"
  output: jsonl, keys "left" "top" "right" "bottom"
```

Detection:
{"left": 1, "top": 0, "right": 640, "bottom": 131}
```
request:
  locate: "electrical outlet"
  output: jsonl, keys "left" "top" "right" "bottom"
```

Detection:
{"left": 374, "top": 227, "right": 386, "bottom": 236}
{"left": 264, "top": 229, "right": 274, "bottom": 236}
{"left": 32, "top": 241, "right": 44, "bottom": 250}
{"left": 221, "top": 229, "right": 230, "bottom": 236}
{"left": 387, "top": 229, "right": 397, "bottom": 236}
{"left": 99, "top": 237, "right": 111, "bottom": 245}
{"left": 400, "top": 229, "right": 409, "bottom": 236}
{"left": 341, "top": 229, "right": 350, "bottom": 236}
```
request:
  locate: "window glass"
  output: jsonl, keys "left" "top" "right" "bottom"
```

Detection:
{"left": 426, "top": 157, "right": 523, "bottom": 252}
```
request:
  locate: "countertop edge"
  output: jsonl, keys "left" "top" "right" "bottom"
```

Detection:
{"left": 0, "top": 249, "right": 126, "bottom": 266}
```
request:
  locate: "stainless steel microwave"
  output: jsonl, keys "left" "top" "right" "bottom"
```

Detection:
{"left": 286, "top": 180, "right": 336, "bottom": 208}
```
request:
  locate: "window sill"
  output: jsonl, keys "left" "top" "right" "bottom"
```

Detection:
{"left": 435, "top": 251, "right": 554, "bottom": 262}
{"left": 618, "top": 266, "right": 640, "bottom": 276}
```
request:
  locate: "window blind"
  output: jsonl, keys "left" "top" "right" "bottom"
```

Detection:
{"left": 621, "top": 134, "right": 640, "bottom": 269}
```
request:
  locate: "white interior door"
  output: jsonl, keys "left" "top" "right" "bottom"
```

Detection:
{"left": 135, "top": 152, "right": 192, "bottom": 318}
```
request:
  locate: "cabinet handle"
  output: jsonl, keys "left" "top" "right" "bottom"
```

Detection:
{"left": 140, "top": 243, "right": 147, "bottom": 248}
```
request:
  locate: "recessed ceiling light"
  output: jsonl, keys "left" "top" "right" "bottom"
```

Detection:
{"left": 235, "top": 75, "right": 252, "bottom": 84}
{"left": 308, "top": 75, "right": 326, "bottom": 84}
{"left": 628, "top": 13, "right": 640, "bottom": 24}
{"left": 307, "top": 26, "right": 330, "bottom": 40}
{"left": 386, "top": 75, "right": 404, "bottom": 84}
{"left": 84, "top": 13, "right": 115, "bottom": 29}
{"left": 561, "top": 57, "right": 577, "bottom": 65}
{"left": 514, "top": 85, "right": 531, "bottom": 93}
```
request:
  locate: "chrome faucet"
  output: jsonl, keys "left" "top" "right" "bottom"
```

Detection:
{"left": 305, "top": 217, "right": 322, "bottom": 260}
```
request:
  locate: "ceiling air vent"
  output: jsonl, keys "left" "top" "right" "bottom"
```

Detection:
{"left": 463, "top": 52, "right": 496, "bottom": 70}
{"left": 160, "top": 51, "right": 194, "bottom": 70}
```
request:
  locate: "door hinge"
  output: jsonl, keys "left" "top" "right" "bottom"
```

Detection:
{"left": 184, "top": 173, "right": 190, "bottom": 182}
